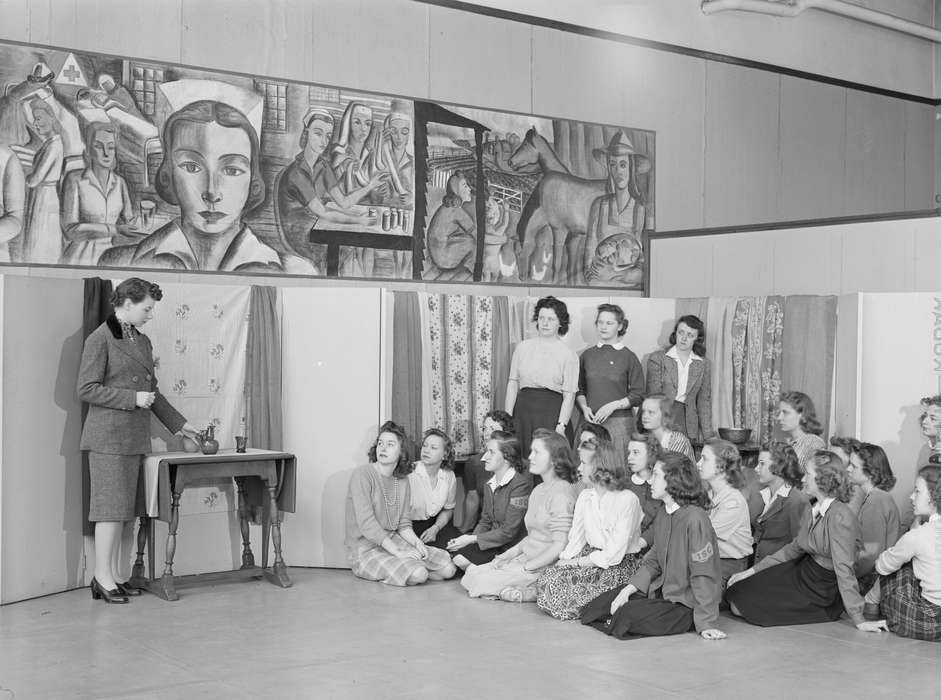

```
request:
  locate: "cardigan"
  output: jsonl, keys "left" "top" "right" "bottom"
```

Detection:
{"left": 754, "top": 499, "right": 865, "bottom": 625}
{"left": 645, "top": 349, "right": 713, "bottom": 441}
{"left": 474, "top": 470, "right": 534, "bottom": 550}
{"left": 753, "top": 486, "right": 811, "bottom": 562}
{"left": 850, "top": 487, "right": 901, "bottom": 577}
{"left": 78, "top": 315, "right": 186, "bottom": 454}
{"left": 345, "top": 464, "right": 412, "bottom": 552}
{"left": 628, "top": 504, "right": 723, "bottom": 632}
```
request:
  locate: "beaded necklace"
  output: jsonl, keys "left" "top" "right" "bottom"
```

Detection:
{"left": 377, "top": 468, "right": 399, "bottom": 525}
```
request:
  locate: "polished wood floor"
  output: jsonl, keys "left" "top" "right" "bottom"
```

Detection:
{"left": 0, "top": 568, "right": 936, "bottom": 699}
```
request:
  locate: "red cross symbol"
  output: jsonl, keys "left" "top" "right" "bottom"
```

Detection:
{"left": 62, "top": 65, "right": 81, "bottom": 82}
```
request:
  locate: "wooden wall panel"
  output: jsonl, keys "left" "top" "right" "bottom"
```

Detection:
{"left": 845, "top": 92, "right": 906, "bottom": 215}
{"left": 903, "top": 102, "right": 935, "bottom": 210}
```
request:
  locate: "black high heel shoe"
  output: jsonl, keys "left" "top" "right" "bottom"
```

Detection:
{"left": 115, "top": 581, "right": 142, "bottom": 597}
{"left": 90, "top": 578, "right": 129, "bottom": 604}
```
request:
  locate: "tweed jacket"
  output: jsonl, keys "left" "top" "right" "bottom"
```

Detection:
{"left": 78, "top": 315, "right": 185, "bottom": 454}
{"left": 645, "top": 349, "right": 713, "bottom": 441}
{"left": 753, "top": 487, "right": 811, "bottom": 562}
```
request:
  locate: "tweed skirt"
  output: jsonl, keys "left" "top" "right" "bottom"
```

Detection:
{"left": 88, "top": 452, "right": 143, "bottom": 522}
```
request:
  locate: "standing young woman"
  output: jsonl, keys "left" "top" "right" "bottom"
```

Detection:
{"left": 640, "top": 395, "right": 695, "bottom": 461}
{"left": 536, "top": 439, "right": 643, "bottom": 620}
{"left": 725, "top": 452, "right": 886, "bottom": 632}
{"left": 645, "top": 315, "right": 713, "bottom": 441}
{"left": 447, "top": 431, "right": 533, "bottom": 570}
{"left": 846, "top": 443, "right": 900, "bottom": 591}
{"left": 575, "top": 303, "right": 645, "bottom": 456}
{"left": 408, "top": 428, "right": 459, "bottom": 549}
{"left": 346, "top": 421, "right": 455, "bottom": 586}
{"left": 78, "top": 278, "right": 199, "bottom": 603}
{"left": 460, "top": 429, "right": 576, "bottom": 602}
{"left": 776, "top": 391, "right": 826, "bottom": 469}
{"left": 753, "top": 442, "right": 810, "bottom": 563}
{"left": 505, "top": 296, "right": 579, "bottom": 457}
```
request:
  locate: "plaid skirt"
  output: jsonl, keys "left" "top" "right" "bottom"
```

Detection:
{"left": 350, "top": 533, "right": 453, "bottom": 587}
{"left": 536, "top": 545, "right": 642, "bottom": 620}
{"left": 882, "top": 563, "right": 941, "bottom": 642}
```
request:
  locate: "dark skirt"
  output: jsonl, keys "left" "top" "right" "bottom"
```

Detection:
{"left": 454, "top": 539, "right": 514, "bottom": 566}
{"left": 726, "top": 555, "right": 844, "bottom": 627}
{"left": 411, "top": 518, "right": 460, "bottom": 550}
{"left": 881, "top": 563, "right": 941, "bottom": 641}
{"left": 581, "top": 587, "right": 695, "bottom": 640}
{"left": 88, "top": 452, "right": 143, "bottom": 522}
{"left": 514, "top": 387, "right": 572, "bottom": 458}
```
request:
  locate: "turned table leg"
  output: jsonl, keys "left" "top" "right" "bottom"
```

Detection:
{"left": 153, "top": 489, "right": 182, "bottom": 601}
{"left": 129, "top": 516, "right": 150, "bottom": 589}
{"left": 265, "top": 482, "right": 291, "bottom": 588}
{"left": 235, "top": 477, "right": 255, "bottom": 569}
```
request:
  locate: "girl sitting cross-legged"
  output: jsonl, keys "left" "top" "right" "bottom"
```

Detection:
{"left": 580, "top": 451, "right": 726, "bottom": 640}
{"left": 535, "top": 439, "right": 643, "bottom": 620}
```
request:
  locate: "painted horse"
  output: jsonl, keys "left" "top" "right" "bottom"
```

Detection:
{"left": 508, "top": 127, "right": 607, "bottom": 284}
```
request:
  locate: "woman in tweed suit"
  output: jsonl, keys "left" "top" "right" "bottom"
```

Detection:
{"left": 78, "top": 277, "right": 197, "bottom": 603}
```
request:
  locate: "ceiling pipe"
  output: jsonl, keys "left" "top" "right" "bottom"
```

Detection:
{"left": 702, "top": 0, "right": 941, "bottom": 44}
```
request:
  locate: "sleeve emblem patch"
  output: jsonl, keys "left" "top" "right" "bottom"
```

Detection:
{"left": 691, "top": 542, "right": 714, "bottom": 563}
{"left": 509, "top": 496, "right": 529, "bottom": 508}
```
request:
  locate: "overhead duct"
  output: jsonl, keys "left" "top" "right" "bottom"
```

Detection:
{"left": 701, "top": 0, "right": 941, "bottom": 44}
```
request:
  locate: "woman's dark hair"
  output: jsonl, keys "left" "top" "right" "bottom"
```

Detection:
{"left": 442, "top": 171, "right": 467, "bottom": 208}
{"left": 421, "top": 428, "right": 455, "bottom": 471}
{"left": 643, "top": 394, "right": 676, "bottom": 432}
{"left": 917, "top": 465, "right": 941, "bottom": 513}
{"left": 762, "top": 441, "right": 803, "bottom": 488}
{"left": 629, "top": 432, "right": 662, "bottom": 474}
{"left": 532, "top": 428, "right": 578, "bottom": 483}
{"left": 705, "top": 438, "right": 744, "bottom": 489}
{"left": 111, "top": 277, "right": 162, "bottom": 307}
{"left": 532, "top": 296, "right": 570, "bottom": 336}
{"left": 920, "top": 395, "right": 941, "bottom": 409}
{"left": 488, "top": 430, "right": 526, "bottom": 473}
{"left": 811, "top": 451, "right": 853, "bottom": 502}
{"left": 484, "top": 409, "right": 514, "bottom": 434}
{"left": 668, "top": 315, "right": 706, "bottom": 357}
{"left": 829, "top": 436, "right": 861, "bottom": 457}
{"left": 577, "top": 422, "right": 612, "bottom": 450}
{"left": 596, "top": 303, "right": 628, "bottom": 337}
{"left": 850, "top": 443, "right": 896, "bottom": 491}
{"left": 367, "top": 421, "right": 414, "bottom": 479}
{"left": 779, "top": 390, "right": 823, "bottom": 436}
{"left": 660, "top": 451, "right": 711, "bottom": 509}
{"left": 590, "top": 440, "right": 629, "bottom": 490}
{"left": 156, "top": 100, "right": 266, "bottom": 215}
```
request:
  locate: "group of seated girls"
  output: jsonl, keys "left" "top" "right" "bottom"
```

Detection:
{"left": 344, "top": 414, "right": 941, "bottom": 643}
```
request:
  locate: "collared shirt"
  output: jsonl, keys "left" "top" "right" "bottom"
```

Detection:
{"left": 559, "top": 488, "right": 643, "bottom": 568}
{"left": 875, "top": 513, "right": 941, "bottom": 606}
{"left": 596, "top": 341, "right": 625, "bottom": 350}
{"left": 664, "top": 501, "right": 680, "bottom": 515}
{"left": 666, "top": 345, "right": 703, "bottom": 404}
{"left": 759, "top": 484, "right": 792, "bottom": 516}
{"left": 407, "top": 462, "right": 456, "bottom": 521}
{"left": 631, "top": 473, "right": 649, "bottom": 487}
{"left": 61, "top": 167, "right": 134, "bottom": 238}
{"left": 813, "top": 497, "right": 835, "bottom": 521}
{"left": 486, "top": 467, "right": 517, "bottom": 492}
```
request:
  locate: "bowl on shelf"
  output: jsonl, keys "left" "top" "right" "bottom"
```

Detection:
{"left": 718, "top": 427, "right": 752, "bottom": 445}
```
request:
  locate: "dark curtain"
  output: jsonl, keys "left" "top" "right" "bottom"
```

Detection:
{"left": 245, "top": 286, "right": 282, "bottom": 450}
{"left": 80, "top": 278, "right": 113, "bottom": 536}
{"left": 781, "top": 295, "right": 838, "bottom": 437}
{"left": 390, "top": 291, "right": 422, "bottom": 446}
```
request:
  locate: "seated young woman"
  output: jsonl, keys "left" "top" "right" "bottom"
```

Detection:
{"left": 625, "top": 431, "right": 663, "bottom": 547}
{"left": 408, "top": 428, "right": 460, "bottom": 549}
{"left": 753, "top": 441, "right": 810, "bottom": 563}
{"left": 460, "top": 429, "right": 577, "bottom": 602}
{"left": 640, "top": 395, "right": 695, "bottom": 461}
{"left": 862, "top": 465, "right": 941, "bottom": 641}
{"left": 536, "top": 440, "right": 643, "bottom": 620}
{"left": 345, "top": 421, "right": 456, "bottom": 586}
{"left": 446, "top": 430, "right": 533, "bottom": 570}
{"left": 846, "top": 442, "right": 901, "bottom": 592}
{"left": 698, "top": 439, "right": 753, "bottom": 587}
{"left": 461, "top": 410, "right": 514, "bottom": 533}
{"left": 573, "top": 422, "right": 613, "bottom": 500}
{"left": 725, "top": 451, "right": 885, "bottom": 632}
{"left": 776, "top": 390, "right": 826, "bottom": 469}
{"left": 580, "top": 451, "right": 726, "bottom": 641}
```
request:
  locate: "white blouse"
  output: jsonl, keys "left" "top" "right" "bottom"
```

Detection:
{"left": 407, "top": 462, "right": 457, "bottom": 521}
{"left": 559, "top": 488, "right": 642, "bottom": 568}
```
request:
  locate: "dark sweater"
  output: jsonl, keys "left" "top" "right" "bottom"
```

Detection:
{"left": 577, "top": 344, "right": 645, "bottom": 416}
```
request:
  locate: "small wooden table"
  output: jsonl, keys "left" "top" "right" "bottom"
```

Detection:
{"left": 130, "top": 449, "right": 297, "bottom": 601}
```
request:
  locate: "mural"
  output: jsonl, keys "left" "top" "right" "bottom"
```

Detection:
{"left": 0, "top": 41, "right": 654, "bottom": 291}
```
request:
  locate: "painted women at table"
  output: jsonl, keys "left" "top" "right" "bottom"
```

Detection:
{"left": 583, "top": 131, "right": 648, "bottom": 289}
{"left": 99, "top": 80, "right": 313, "bottom": 273}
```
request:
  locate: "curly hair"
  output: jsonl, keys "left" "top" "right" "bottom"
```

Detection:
{"left": 917, "top": 465, "right": 941, "bottom": 513}
{"left": 829, "top": 436, "right": 861, "bottom": 456}
{"left": 596, "top": 303, "right": 628, "bottom": 337}
{"left": 668, "top": 315, "right": 706, "bottom": 357}
{"left": 532, "top": 296, "right": 570, "bottom": 336}
{"left": 111, "top": 277, "right": 163, "bottom": 306}
{"left": 643, "top": 394, "right": 676, "bottom": 432}
{"left": 488, "top": 430, "right": 526, "bottom": 473}
{"left": 577, "top": 422, "right": 612, "bottom": 450}
{"left": 660, "top": 451, "right": 711, "bottom": 509}
{"left": 762, "top": 441, "right": 803, "bottom": 488}
{"left": 629, "top": 432, "right": 662, "bottom": 475}
{"left": 420, "top": 428, "right": 455, "bottom": 471}
{"left": 367, "top": 421, "right": 414, "bottom": 479}
{"left": 811, "top": 451, "right": 853, "bottom": 502}
{"left": 849, "top": 443, "right": 896, "bottom": 491}
{"left": 780, "top": 390, "right": 823, "bottom": 436}
{"left": 704, "top": 438, "right": 745, "bottom": 489}
{"left": 920, "top": 395, "right": 941, "bottom": 409}
{"left": 484, "top": 409, "right": 514, "bottom": 434}
{"left": 532, "top": 428, "right": 578, "bottom": 483}
{"left": 590, "top": 440, "right": 629, "bottom": 490}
